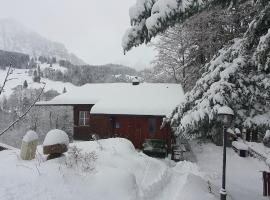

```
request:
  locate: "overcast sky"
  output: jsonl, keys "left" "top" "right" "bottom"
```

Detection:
{"left": 0, "top": 0, "right": 156, "bottom": 70}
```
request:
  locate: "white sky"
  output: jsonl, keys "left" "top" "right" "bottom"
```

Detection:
{"left": 0, "top": 0, "right": 156, "bottom": 70}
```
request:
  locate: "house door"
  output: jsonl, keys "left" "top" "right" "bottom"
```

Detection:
{"left": 127, "top": 121, "right": 141, "bottom": 149}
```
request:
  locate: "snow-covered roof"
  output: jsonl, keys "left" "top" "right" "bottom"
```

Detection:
{"left": 37, "top": 83, "right": 184, "bottom": 116}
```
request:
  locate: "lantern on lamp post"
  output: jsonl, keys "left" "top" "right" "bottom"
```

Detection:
{"left": 217, "top": 106, "right": 234, "bottom": 200}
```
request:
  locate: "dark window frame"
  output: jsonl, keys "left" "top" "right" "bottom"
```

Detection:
{"left": 115, "top": 122, "right": 120, "bottom": 129}
{"left": 148, "top": 118, "right": 156, "bottom": 134}
{"left": 79, "top": 111, "right": 90, "bottom": 126}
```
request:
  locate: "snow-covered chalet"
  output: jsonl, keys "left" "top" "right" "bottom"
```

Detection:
{"left": 37, "top": 80, "right": 184, "bottom": 149}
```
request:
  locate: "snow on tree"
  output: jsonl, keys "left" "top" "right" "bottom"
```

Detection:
{"left": 167, "top": 1, "right": 270, "bottom": 137}
{"left": 122, "top": 0, "right": 245, "bottom": 53}
{"left": 151, "top": 2, "right": 254, "bottom": 91}
{"left": 123, "top": 0, "right": 270, "bottom": 138}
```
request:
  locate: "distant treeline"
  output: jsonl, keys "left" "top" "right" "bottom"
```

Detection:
{"left": 0, "top": 49, "right": 139, "bottom": 85}
{"left": 0, "top": 50, "right": 29, "bottom": 69}
{"left": 43, "top": 61, "right": 138, "bottom": 85}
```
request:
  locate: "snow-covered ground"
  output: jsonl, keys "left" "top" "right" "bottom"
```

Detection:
{"left": 0, "top": 138, "right": 268, "bottom": 200}
{"left": 192, "top": 141, "right": 269, "bottom": 200}
{"left": 0, "top": 65, "right": 78, "bottom": 98}
{"left": 247, "top": 141, "right": 270, "bottom": 160}
{"left": 39, "top": 63, "right": 67, "bottom": 73}
{"left": 0, "top": 138, "right": 214, "bottom": 200}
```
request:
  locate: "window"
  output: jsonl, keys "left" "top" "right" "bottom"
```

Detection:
{"left": 148, "top": 118, "right": 156, "bottom": 134}
{"left": 79, "top": 111, "right": 90, "bottom": 126}
{"left": 115, "top": 122, "right": 120, "bottom": 129}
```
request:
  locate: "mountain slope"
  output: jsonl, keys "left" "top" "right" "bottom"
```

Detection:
{"left": 0, "top": 19, "right": 84, "bottom": 65}
{"left": 0, "top": 50, "right": 29, "bottom": 69}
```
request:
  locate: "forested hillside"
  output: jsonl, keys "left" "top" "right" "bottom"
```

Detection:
{"left": 0, "top": 50, "right": 29, "bottom": 69}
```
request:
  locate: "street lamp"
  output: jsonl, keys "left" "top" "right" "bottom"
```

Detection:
{"left": 217, "top": 106, "right": 234, "bottom": 200}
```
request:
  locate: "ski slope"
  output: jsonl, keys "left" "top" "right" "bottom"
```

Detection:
{"left": 0, "top": 64, "right": 78, "bottom": 98}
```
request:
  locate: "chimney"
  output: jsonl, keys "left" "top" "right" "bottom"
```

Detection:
{"left": 132, "top": 77, "right": 140, "bottom": 85}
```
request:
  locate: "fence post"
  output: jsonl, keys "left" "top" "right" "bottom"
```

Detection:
{"left": 263, "top": 171, "right": 267, "bottom": 196}
{"left": 268, "top": 172, "right": 270, "bottom": 196}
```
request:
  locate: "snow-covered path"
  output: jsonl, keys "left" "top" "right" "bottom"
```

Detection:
{"left": 138, "top": 158, "right": 216, "bottom": 200}
{"left": 192, "top": 141, "right": 269, "bottom": 200}
{"left": 153, "top": 161, "right": 213, "bottom": 200}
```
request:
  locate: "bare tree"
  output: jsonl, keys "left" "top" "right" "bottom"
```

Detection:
{"left": 0, "top": 82, "right": 46, "bottom": 137}
{"left": 0, "top": 65, "right": 13, "bottom": 96}
{"left": 151, "top": 3, "right": 255, "bottom": 92}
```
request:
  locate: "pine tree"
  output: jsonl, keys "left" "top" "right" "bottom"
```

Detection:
{"left": 33, "top": 65, "right": 41, "bottom": 82}
{"left": 63, "top": 87, "right": 67, "bottom": 93}
{"left": 23, "top": 80, "right": 28, "bottom": 89}
{"left": 167, "top": 2, "right": 270, "bottom": 138}
{"left": 37, "top": 65, "right": 41, "bottom": 77}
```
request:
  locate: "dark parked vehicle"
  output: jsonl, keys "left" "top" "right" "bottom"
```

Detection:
{"left": 142, "top": 139, "right": 167, "bottom": 158}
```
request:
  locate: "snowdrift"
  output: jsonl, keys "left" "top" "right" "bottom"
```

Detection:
{"left": 0, "top": 138, "right": 214, "bottom": 200}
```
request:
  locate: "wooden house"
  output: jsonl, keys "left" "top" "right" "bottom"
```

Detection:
{"left": 37, "top": 81, "right": 184, "bottom": 149}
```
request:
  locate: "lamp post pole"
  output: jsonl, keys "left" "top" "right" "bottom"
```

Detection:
{"left": 217, "top": 106, "right": 234, "bottom": 200}
{"left": 220, "top": 125, "right": 227, "bottom": 200}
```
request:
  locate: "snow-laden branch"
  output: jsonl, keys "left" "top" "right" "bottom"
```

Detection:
{"left": 168, "top": 2, "right": 270, "bottom": 137}
{"left": 0, "top": 65, "right": 12, "bottom": 96}
{"left": 0, "top": 82, "right": 46, "bottom": 137}
{"left": 122, "top": 0, "right": 241, "bottom": 53}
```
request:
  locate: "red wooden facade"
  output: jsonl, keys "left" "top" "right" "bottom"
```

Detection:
{"left": 73, "top": 104, "right": 173, "bottom": 149}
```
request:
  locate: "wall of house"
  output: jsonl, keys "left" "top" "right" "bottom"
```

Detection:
{"left": 73, "top": 105, "right": 173, "bottom": 149}
{"left": 89, "top": 115, "right": 113, "bottom": 138}
{"left": 73, "top": 104, "right": 94, "bottom": 140}
{"left": 90, "top": 114, "right": 172, "bottom": 149}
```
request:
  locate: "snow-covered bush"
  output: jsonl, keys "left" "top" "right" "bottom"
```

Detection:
{"left": 65, "top": 146, "right": 97, "bottom": 173}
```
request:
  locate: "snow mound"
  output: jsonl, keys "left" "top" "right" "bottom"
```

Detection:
{"left": 22, "top": 130, "right": 38, "bottom": 142}
{"left": 43, "top": 129, "right": 69, "bottom": 146}
{"left": 179, "top": 174, "right": 216, "bottom": 200}
{"left": 0, "top": 138, "right": 170, "bottom": 200}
